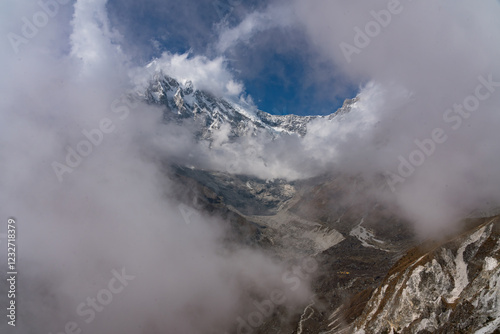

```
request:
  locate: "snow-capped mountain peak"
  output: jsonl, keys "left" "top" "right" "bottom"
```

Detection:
{"left": 141, "top": 72, "right": 358, "bottom": 140}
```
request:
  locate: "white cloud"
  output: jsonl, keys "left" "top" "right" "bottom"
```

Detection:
{"left": 133, "top": 52, "right": 244, "bottom": 99}
{"left": 216, "top": 4, "right": 295, "bottom": 53}
{"left": 70, "top": 0, "right": 128, "bottom": 75}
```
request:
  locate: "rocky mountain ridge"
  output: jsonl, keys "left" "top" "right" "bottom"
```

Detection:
{"left": 140, "top": 71, "right": 358, "bottom": 140}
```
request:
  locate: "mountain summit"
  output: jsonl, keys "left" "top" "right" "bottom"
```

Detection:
{"left": 140, "top": 72, "right": 358, "bottom": 140}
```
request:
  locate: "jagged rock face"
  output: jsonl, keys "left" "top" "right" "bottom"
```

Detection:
{"left": 173, "top": 165, "right": 296, "bottom": 216}
{"left": 143, "top": 73, "right": 260, "bottom": 140}
{"left": 142, "top": 72, "right": 357, "bottom": 140}
{"left": 352, "top": 217, "right": 500, "bottom": 334}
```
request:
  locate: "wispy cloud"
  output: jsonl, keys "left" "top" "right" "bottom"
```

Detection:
{"left": 133, "top": 52, "right": 244, "bottom": 99}
{"left": 216, "top": 4, "right": 294, "bottom": 53}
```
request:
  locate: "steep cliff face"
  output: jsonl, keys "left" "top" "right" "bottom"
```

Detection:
{"left": 352, "top": 216, "right": 500, "bottom": 334}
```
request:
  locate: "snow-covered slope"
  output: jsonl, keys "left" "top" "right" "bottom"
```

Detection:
{"left": 140, "top": 72, "right": 358, "bottom": 140}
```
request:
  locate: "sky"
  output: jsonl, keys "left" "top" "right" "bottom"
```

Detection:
{"left": 105, "top": 0, "right": 357, "bottom": 116}
{"left": 2, "top": 0, "right": 500, "bottom": 333}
